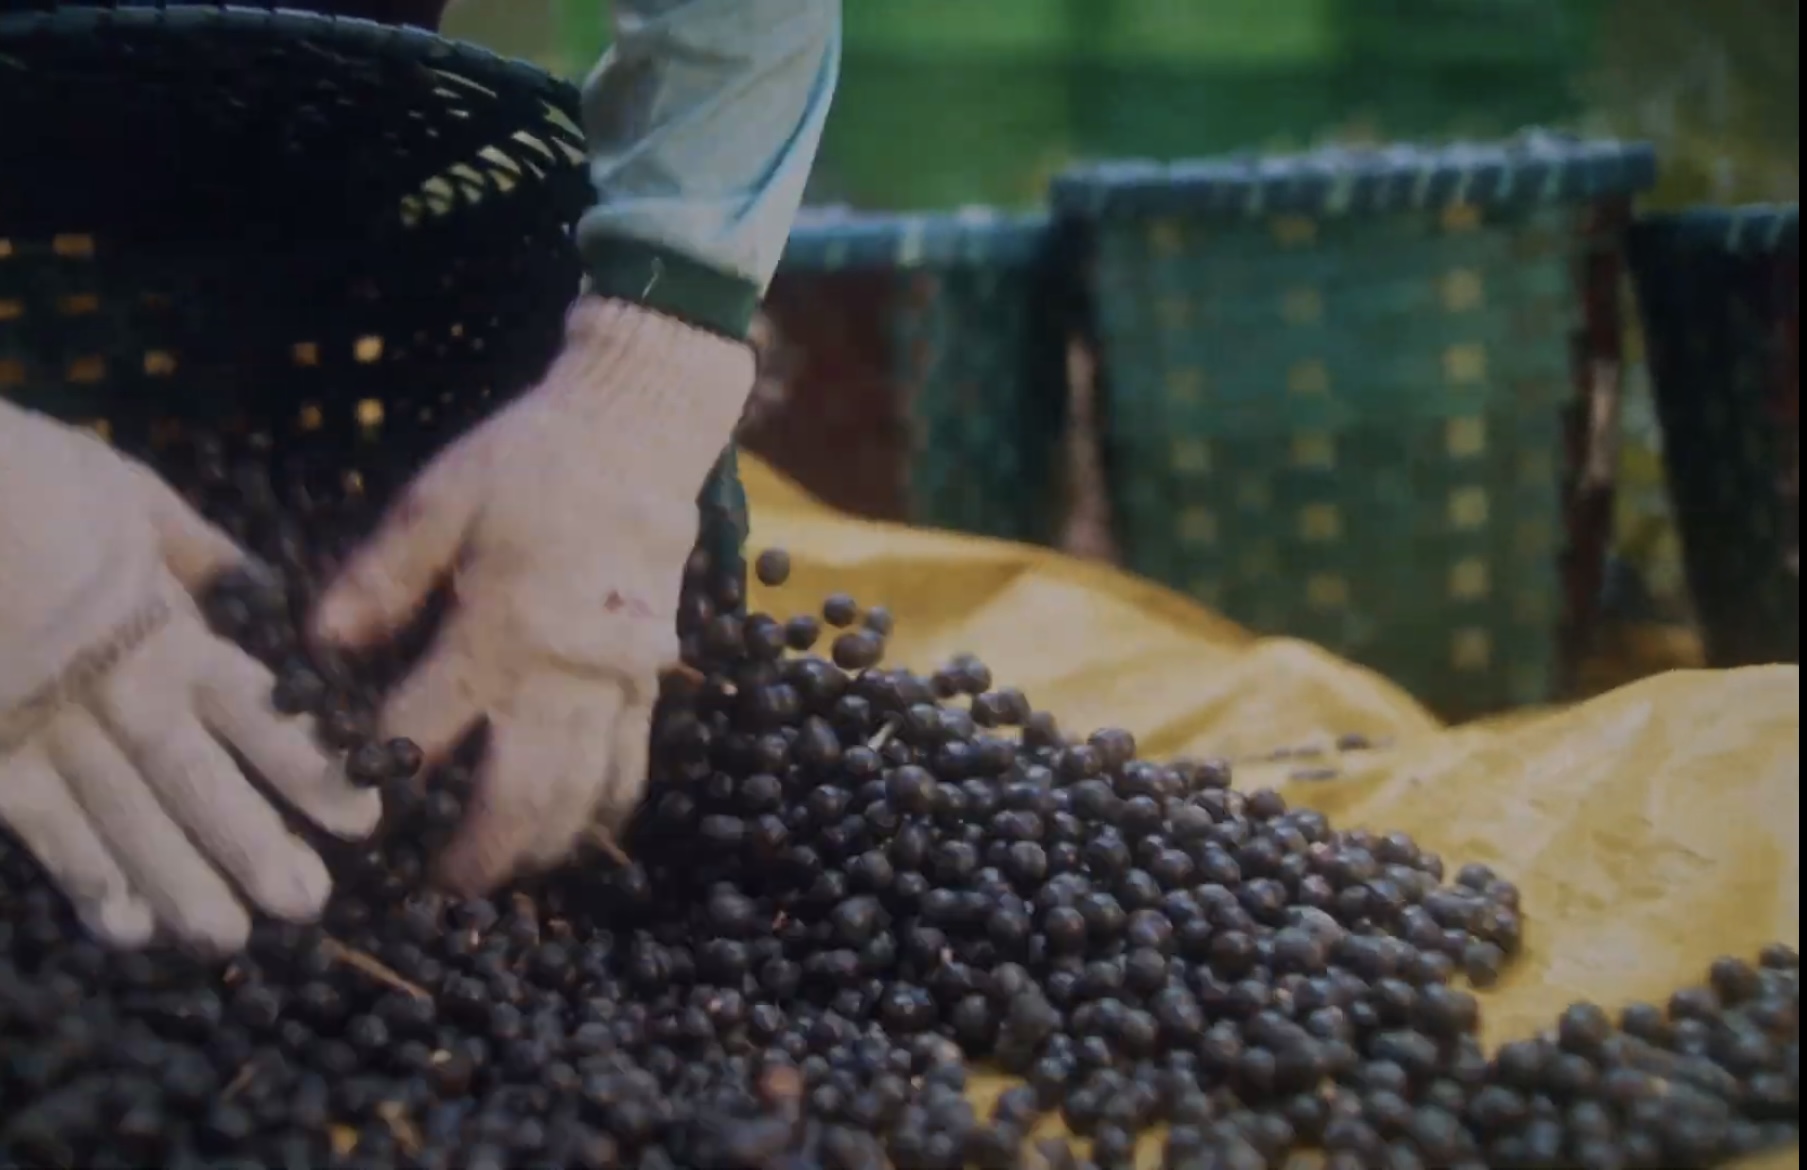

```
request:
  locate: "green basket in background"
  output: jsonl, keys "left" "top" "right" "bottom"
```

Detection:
{"left": 746, "top": 209, "right": 1069, "bottom": 545}
{"left": 1052, "top": 134, "right": 1656, "bottom": 719}
{"left": 1627, "top": 205, "right": 1800, "bottom": 668}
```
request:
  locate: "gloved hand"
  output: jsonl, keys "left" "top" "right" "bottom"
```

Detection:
{"left": 313, "top": 297, "right": 754, "bottom": 896}
{"left": 0, "top": 401, "right": 382, "bottom": 952}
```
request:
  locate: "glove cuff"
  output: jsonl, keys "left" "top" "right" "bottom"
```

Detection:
{"left": 544, "top": 295, "right": 757, "bottom": 490}
{"left": 580, "top": 235, "right": 761, "bottom": 342}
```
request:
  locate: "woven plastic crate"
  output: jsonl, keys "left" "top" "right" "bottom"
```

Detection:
{"left": 0, "top": 3, "right": 748, "bottom": 593}
{"left": 747, "top": 208, "right": 1069, "bottom": 544}
{"left": 1052, "top": 134, "right": 1656, "bottom": 719}
{"left": 1627, "top": 205, "right": 1800, "bottom": 668}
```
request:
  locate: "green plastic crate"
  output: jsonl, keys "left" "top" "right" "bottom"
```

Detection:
{"left": 750, "top": 208, "right": 1069, "bottom": 545}
{"left": 1052, "top": 134, "right": 1656, "bottom": 718}
{"left": 1627, "top": 205, "right": 1799, "bottom": 668}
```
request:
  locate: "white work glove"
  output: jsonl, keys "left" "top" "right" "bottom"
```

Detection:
{"left": 0, "top": 401, "right": 382, "bottom": 952}
{"left": 312, "top": 297, "right": 754, "bottom": 895}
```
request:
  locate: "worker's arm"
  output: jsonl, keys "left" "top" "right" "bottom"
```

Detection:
{"left": 576, "top": 0, "right": 841, "bottom": 339}
{"left": 313, "top": 0, "right": 842, "bottom": 896}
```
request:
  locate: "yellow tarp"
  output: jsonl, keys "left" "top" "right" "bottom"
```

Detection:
{"left": 740, "top": 455, "right": 1801, "bottom": 1170}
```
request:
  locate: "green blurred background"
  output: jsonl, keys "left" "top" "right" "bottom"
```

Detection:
{"left": 442, "top": 0, "right": 1797, "bottom": 212}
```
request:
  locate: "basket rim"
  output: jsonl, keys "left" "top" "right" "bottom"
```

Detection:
{"left": 780, "top": 206, "right": 1053, "bottom": 274}
{"left": 0, "top": 4, "right": 590, "bottom": 242}
{"left": 1629, "top": 203, "right": 1800, "bottom": 258}
{"left": 1049, "top": 131, "right": 1658, "bottom": 221}
{"left": 0, "top": 4, "right": 578, "bottom": 115}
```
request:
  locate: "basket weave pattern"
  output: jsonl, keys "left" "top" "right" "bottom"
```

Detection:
{"left": 1053, "top": 138, "right": 1658, "bottom": 719}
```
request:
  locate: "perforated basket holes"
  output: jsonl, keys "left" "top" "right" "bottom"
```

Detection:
{"left": 1105, "top": 413, "right": 1563, "bottom": 717}
{"left": 1092, "top": 205, "right": 1580, "bottom": 439}
{"left": 0, "top": 209, "right": 582, "bottom": 489}
{"left": 1091, "top": 209, "right": 1582, "bottom": 453}
{"left": 1088, "top": 202, "right": 1584, "bottom": 718}
{"left": 0, "top": 241, "right": 753, "bottom": 604}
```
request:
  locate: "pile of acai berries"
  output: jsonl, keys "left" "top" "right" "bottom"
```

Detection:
{"left": 1, "top": 433, "right": 1798, "bottom": 1170}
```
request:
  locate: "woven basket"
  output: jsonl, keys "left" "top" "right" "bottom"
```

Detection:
{"left": 1627, "top": 205, "right": 1800, "bottom": 669}
{"left": 1051, "top": 134, "right": 1657, "bottom": 719}
{"left": 747, "top": 208, "right": 1070, "bottom": 545}
{"left": 0, "top": 3, "right": 749, "bottom": 586}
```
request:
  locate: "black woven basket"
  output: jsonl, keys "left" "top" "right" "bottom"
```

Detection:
{"left": 1628, "top": 205, "right": 1799, "bottom": 669}
{"left": 0, "top": 2, "right": 749, "bottom": 586}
